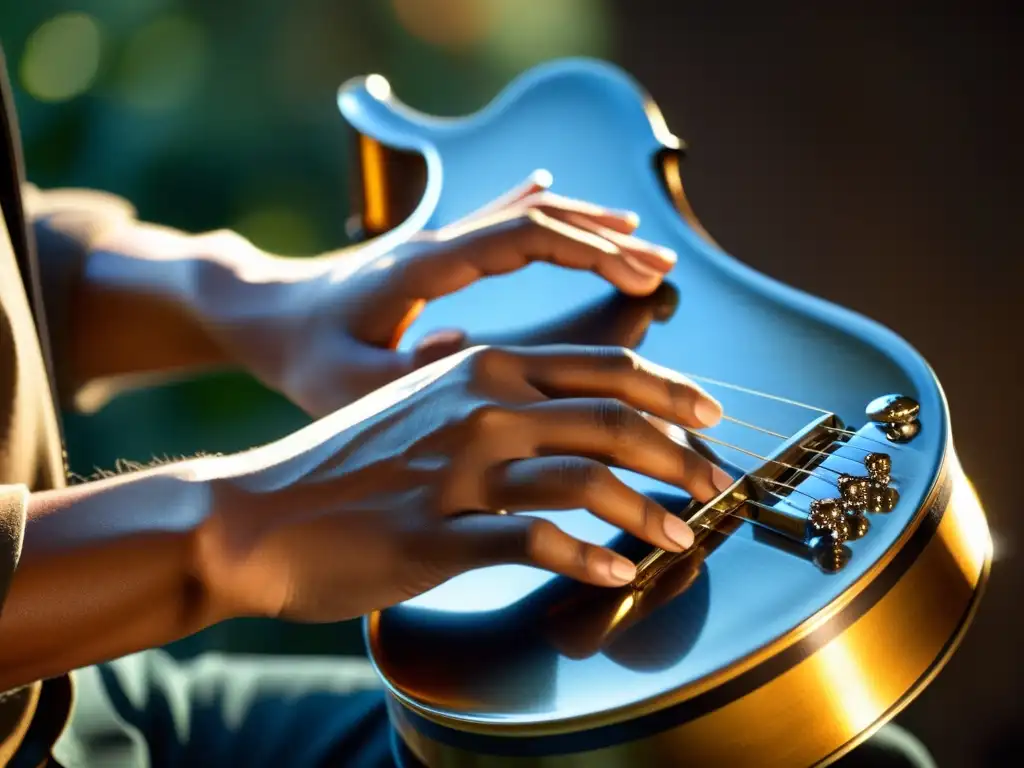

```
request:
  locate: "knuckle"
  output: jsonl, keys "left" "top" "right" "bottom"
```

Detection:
{"left": 574, "top": 539, "right": 596, "bottom": 574}
{"left": 553, "top": 457, "right": 609, "bottom": 493}
{"left": 592, "top": 346, "right": 641, "bottom": 374}
{"left": 593, "top": 399, "right": 640, "bottom": 435}
{"left": 462, "top": 402, "right": 511, "bottom": 436}
{"left": 525, "top": 518, "right": 558, "bottom": 561}
{"left": 465, "top": 345, "right": 513, "bottom": 378}
{"left": 636, "top": 495, "right": 657, "bottom": 533}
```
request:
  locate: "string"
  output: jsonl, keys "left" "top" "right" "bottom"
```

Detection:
{"left": 720, "top": 415, "right": 788, "bottom": 439}
{"left": 634, "top": 372, "right": 910, "bottom": 547}
{"left": 823, "top": 425, "right": 900, "bottom": 449}
{"left": 681, "top": 371, "right": 907, "bottom": 452}
{"left": 755, "top": 476, "right": 817, "bottom": 500}
{"left": 720, "top": 414, "right": 871, "bottom": 475}
{"left": 685, "top": 428, "right": 836, "bottom": 486}
{"left": 681, "top": 373, "right": 831, "bottom": 414}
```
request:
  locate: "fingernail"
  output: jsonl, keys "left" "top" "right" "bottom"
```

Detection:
{"left": 613, "top": 210, "right": 641, "bottom": 227}
{"left": 663, "top": 514, "right": 695, "bottom": 549}
{"left": 694, "top": 397, "right": 723, "bottom": 427}
{"left": 608, "top": 557, "right": 637, "bottom": 584}
{"left": 712, "top": 466, "right": 734, "bottom": 493}
{"left": 653, "top": 246, "right": 678, "bottom": 267}
{"left": 530, "top": 169, "right": 553, "bottom": 188}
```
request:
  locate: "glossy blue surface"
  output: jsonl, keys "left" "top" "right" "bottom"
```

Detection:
{"left": 339, "top": 59, "right": 949, "bottom": 726}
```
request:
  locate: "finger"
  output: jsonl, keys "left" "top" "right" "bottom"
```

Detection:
{"left": 559, "top": 211, "right": 675, "bottom": 274}
{"left": 355, "top": 211, "right": 672, "bottom": 347}
{"left": 517, "top": 346, "right": 723, "bottom": 429}
{"left": 442, "top": 513, "right": 637, "bottom": 587}
{"left": 519, "top": 191, "right": 641, "bottom": 235}
{"left": 516, "top": 399, "right": 732, "bottom": 502}
{"left": 487, "top": 456, "right": 694, "bottom": 551}
{"left": 421, "top": 209, "right": 665, "bottom": 297}
{"left": 462, "top": 170, "right": 553, "bottom": 221}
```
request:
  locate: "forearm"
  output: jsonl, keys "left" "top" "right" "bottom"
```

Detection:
{"left": 27, "top": 185, "right": 328, "bottom": 408}
{"left": 0, "top": 463, "right": 223, "bottom": 690}
{"left": 59, "top": 222, "right": 272, "bottom": 400}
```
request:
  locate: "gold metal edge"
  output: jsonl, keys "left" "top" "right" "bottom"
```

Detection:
{"left": 390, "top": 462, "right": 990, "bottom": 766}
{"left": 359, "top": 134, "right": 388, "bottom": 234}
{"left": 371, "top": 447, "right": 954, "bottom": 737}
{"left": 818, "top": 533, "right": 992, "bottom": 767}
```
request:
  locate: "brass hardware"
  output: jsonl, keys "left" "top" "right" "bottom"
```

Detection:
{"left": 838, "top": 475, "right": 871, "bottom": 511}
{"left": 866, "top": 484, "right": 900, "bottom": 514}
{"left": 809, "top": 499, "right": 851, "bottom": 545}
{"left": 846, "top": 512, "right": 871, "bottom": 540}
{"left": 634, "top": 414, "right": 846, "bottom": 587}
{"left": 864, "top": 453, "right": 892, "bottom": 485}
{"left": 884, "top": 421, "right": 921, "bottom": 443}
{"left": 865, "top": 395, "right": 920, "bottom": 425}
{"left": 865, "top": 395, "right": 921, "bottom": 444}
{"left": 635, "top": 412, "right": 901, "bottom": 586}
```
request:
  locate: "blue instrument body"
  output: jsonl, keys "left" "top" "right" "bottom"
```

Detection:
{"left": 337, "top": 59, "right": 986, "bottom": 766}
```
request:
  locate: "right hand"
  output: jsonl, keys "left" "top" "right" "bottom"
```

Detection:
{"left": 193, "top": 345, "right": 733, "bottom": 623}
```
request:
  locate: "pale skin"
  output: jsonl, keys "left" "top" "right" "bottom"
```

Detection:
{"left": 1, "top": 175, "right": 731, "bottom": 691}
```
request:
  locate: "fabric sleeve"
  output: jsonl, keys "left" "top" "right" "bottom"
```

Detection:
{"left": 0, "top": 484, "right": 27, "bottom": 617}
{"left": 21, "top": 184, "right": 137, "bottom": 406}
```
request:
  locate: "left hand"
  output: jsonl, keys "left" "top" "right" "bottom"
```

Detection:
{"left": 218, "top": 174, "right": 678, "bottom": 416}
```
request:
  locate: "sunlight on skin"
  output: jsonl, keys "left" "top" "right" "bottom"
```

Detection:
{"left": 184, "top": 349, "right": 475, "bottom": 488}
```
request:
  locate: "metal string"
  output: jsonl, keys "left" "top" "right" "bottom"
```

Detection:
{"left": 823, "top": 425, "right": 899, "bottom": 449}
{"left": 684, "top": 428, "right": 837, "bottom": 487}
{"left": 681, "top": 373, "right": 831, "bottom": 414}
{"left": 719, "top": 414, "right": 856, "bottom": 473}
{"left": 681, "top": 371, "right": 905, "bottom": 452}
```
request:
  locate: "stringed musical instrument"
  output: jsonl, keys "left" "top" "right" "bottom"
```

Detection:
{"left": 336, "top": 58, "right": 992, "bottom": 767}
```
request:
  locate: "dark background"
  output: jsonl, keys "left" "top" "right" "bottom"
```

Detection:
{"left": 2, "top": 2, "right": 1020, "bottom": 765}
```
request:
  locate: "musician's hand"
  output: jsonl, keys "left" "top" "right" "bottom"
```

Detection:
{"left": 215, "top": 173, "right": 677, "bottom": 416}
{"left": 195, "top": 345, "right": 731, "bottom": 623}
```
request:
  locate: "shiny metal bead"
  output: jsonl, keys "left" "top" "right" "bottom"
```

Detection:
{"left": 865, "top": 394, "right": 920, "bottom": 425}
{"left": 864, "top": 453, "right": 892, "bottom": 485}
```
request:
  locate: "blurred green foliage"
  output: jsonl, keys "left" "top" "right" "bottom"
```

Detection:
{"left": 1, "top": 0, "right": 611, "bottom": 658}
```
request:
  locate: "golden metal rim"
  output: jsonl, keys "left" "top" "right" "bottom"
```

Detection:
{"left": 817, "top": 535, "right": 992, "bottom": 767}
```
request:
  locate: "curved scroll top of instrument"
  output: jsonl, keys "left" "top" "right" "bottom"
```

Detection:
{"left": 635, "top": 394, "right": 920, "bottom": 586}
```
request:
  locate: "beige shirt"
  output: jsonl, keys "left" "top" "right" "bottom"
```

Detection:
{"left": 0, "top": 183, "right": 139, "bottom": 764}
{"left": 0, "top": 210, "right": 68, "bottom": 762}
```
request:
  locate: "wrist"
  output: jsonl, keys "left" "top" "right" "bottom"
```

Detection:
{"left": 185, "top": 232, "right": 330, "bottom": 394}
{"left": 189, "top": 456, "right": 292, "bottom": 621}
{"left": 6, "top": 463, "right": 232, "bottom": 682}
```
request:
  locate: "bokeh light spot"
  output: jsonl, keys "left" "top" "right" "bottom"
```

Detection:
{"left": 486, "top": 0, "right": 610, "bottom": 69}
{"left": 20, "top": 13, "right": 103, "bottom": 103}
{"left": 390, "top": 0, "right": 496, "bottom": 50}
{"left": 115, "top": 14, "right": 208, "bottom": 113}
